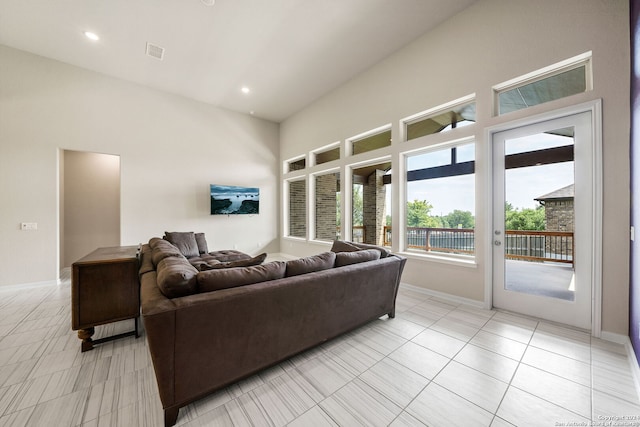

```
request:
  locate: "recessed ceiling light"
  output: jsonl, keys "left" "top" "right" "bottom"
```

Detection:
{"left": 84, "top": 31, "right": 99, "bottom": 41}
{"left": 241, "top": 87, "right": 251, "bottom": 94}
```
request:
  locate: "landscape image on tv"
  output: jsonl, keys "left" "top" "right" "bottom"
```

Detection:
{"left": 210, "top": 184, "right": 259, "bottom": 215}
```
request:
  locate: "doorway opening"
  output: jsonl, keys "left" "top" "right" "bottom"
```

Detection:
{"left": 59, "top": 150, "right": 121, "bottom": 271}
{"left": 488, "top": 103, "right": 602, "bottom": 332}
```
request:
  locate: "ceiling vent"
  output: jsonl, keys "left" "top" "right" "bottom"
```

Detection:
{"left": 145, "top": 42, "right": 165, "bottom": 60}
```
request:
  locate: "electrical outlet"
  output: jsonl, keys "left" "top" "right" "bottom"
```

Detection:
{"left": 20, "top": 222, "right": 37, "bottom": 230}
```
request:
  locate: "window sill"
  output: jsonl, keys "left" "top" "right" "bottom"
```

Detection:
{"left": 283, "top": 236, "right": 307, "bottom": 242}
{"left": 398, "top": 250, "right": 477, "bottom": 268}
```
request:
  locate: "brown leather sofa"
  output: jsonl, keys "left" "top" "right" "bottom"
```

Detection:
{"left": 140, "top": 237, "right": 406, "bottom": 426}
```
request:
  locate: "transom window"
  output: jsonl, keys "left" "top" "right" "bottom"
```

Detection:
{"left": 494, "top": 53, "right": 591, "bottom": 116}
{"left": 287, "top": 157, "right": 306, "bottom": 172}
{"left": 313, "top": 143, "right": 340, "bottom": 166}
{"left": 405, "top": 101, "right": 476, "bottom": 141}
{"left": 350, "top": 128, "right": 392, "bottom": 155}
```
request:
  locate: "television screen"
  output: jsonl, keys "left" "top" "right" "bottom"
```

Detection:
{"left": 210, "top": 184, "right": 259, "bottom": 215}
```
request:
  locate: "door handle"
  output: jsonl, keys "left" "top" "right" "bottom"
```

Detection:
{"left": 494, "top": 240, "right": 502, "bottom": 246}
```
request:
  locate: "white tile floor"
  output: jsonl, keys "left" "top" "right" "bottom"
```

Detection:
{"left": 1, "top": 270, "right": 640, "bottom": 426}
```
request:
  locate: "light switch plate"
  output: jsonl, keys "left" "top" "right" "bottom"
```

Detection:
{"left": 20, "top": 222, "right": 37, "bottom": 230}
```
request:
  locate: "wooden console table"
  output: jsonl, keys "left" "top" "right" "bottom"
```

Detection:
{"left": 71, "top": 245, "right": 140, "bottom": 352}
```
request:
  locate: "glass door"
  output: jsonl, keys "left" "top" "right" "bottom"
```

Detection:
{"left": 492, "top": 112, "right": 593, "bottom": 329}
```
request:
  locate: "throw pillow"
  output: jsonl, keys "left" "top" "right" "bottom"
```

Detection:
{"left": 195, "top": 232, "right": 209, "bottom": 254}
{"left": 335, "top": 249, "right": 381, "bottom": 267}
{"left": 330, "top": 240, "right": 361, "bottom": 253}
{"left": 351, "top": 242, "right": 391, "bottom": 258}
{"left": 197, "top": 261, "right": 286, "bottom": 293}
{"left": 164, "top": 231, "right": 200, "bottom": 258}
{"left": 200, "top": 253, "right": 267, "bottom": 270}
{"left": 156, "top": 256, "right": 199, "bottom": 298}
{"left": 191, "top": 259, "right": 221, "bottom": 271}
{"left": 285, "top": 252, "right": 336, "bottom": 277}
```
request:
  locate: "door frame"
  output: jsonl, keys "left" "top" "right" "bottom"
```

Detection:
{"left": 483, "top": 100, "right": 603, "bottom": 336}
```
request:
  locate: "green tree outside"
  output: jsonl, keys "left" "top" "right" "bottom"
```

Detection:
{"left": 505, "top": 203, "right": 545, "bottom": 230}
{"left": 352, "top": 184, "right": 363, "bottom": 226}
{"left": 406, "top": 200, "right": 440, "bottom": 228}
{"left": 369, "top": 199, "right": 545, "bottom": 231}
{"left": 441, "top": 209, "right": 475, "bottom": 229}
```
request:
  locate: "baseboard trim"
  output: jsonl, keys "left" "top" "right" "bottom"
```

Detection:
{"left": 0, "top": 278, "right": 59, "bottom": 292}
{"left": 266, "top": 252, "right": 298, "bottom": 261}
{"left": 399, "top": 282, "right": 485, "bottom": 309}
{"left": 618, "top": 335, "right": 640, "bottom": 405}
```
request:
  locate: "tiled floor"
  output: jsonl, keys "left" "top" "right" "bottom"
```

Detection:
{"left": 1, "top": 270, "right": 640, "bottom": 426}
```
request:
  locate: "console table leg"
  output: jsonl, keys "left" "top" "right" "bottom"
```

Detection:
{"left": 78, "top": 327, "right": 95, "bottom": 352}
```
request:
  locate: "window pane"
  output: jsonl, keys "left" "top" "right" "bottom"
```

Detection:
{"left": 315, "top": 172, "right": 340, "bottom": 241}
{"left": 407, "top": 149, "right": 451, "bottom": 170}
{"left": 352, "top": 162, "right": 391, "bottom": 246}
{"left": 498, "top": 66, "right": 587, "bottom": 115}
{"left": 406, "top": 102, "right": 476, "bottom": 141}
{"left": 352, "top": 183, "right": 364, "bottom": 243}
{"left": 352, "top": 129, "right": 392, "bottom": 155}
{"left": 505, "top": 127, "right": 574, "bottom": 156}
{"left": 456, "top": 144, "right": 475, "bottom": 163}
{"left": 288, "top": 180, "right": 306, "bottom": 238}
{"left": 288, "top": 158, "right": 306, "bottom": 172}
{"left": 405, "top": 142, "right": 475, "bottom": 255}
{"left": 315, "top": 147, "right": 340, "bottom": 165}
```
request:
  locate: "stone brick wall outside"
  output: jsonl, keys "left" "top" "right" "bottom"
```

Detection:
{"left": 315, "top": 173, "right": 339, "bottom": 241}
{"left": 544, "top": 199, "right": 574, "bottom": 258}
{"left": 545, "top": 200, "right": 574, "bottom": 232}
{"left": 362, "top": 170, "right": 386, "bottom": 245}
{"left": 288, "top": 180, "right": 306, "bottom": 238}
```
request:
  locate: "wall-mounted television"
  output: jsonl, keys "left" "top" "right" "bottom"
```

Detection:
{"left": 210, "top": 184, "right": 259, "bottom": 215}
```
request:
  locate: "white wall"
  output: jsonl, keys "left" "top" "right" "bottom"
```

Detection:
{"left": 280, "top": 0, "right": 630, "bottom": 334}
{"left": 0, "top": 45, "right": 280, "bottom": 287}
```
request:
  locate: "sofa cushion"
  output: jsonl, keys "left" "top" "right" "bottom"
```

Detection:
{"left": 156, "top": 256, "right": 199, "bottom": 298}
{"left": 285, "top": 252, "right": 336, "bottom": 277}
{"left": 335, "top": 249, "right": 381, "bottom": 267}
{"left": 197, "top": 261, "right": 286, "bottom": 293}
{"left": 150, "top": 237, "right": 184, "bottom": 265}
{"left": 195, "top": 232, "right": 209, "bottom": 254}
{"left": 199, "top": 253, "right": 267, "bottom": 270}
{"left": 206, "top": 250, "right": 253, "bottom": 263}
{"left": 330, "top": 240, "right": 361, "bottom": 253}
{"left": 164, "top": 231, "right": 200, "bottom": 258}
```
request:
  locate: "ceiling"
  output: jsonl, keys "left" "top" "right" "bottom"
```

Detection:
{"left": 0, "top": 0, "right": 476, "bottom": 122}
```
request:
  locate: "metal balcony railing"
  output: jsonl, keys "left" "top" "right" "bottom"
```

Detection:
{"left": 383, "top": 226, "right": 574, "bottom": 264}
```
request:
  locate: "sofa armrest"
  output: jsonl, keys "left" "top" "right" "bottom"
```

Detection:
{"left": 141, "top": 271, "right": 177, "bottom": 409}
